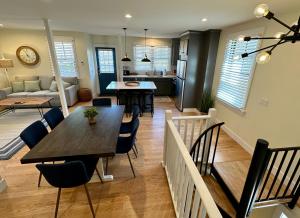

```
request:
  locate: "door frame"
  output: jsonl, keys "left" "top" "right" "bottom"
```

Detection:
{"left": 95, "top": 46, "right": 118, "bottom": 95}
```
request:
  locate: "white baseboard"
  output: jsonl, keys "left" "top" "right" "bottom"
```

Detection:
{"left": 216, "top": 119, "right": 254, "bottom": 155}
{"left": 0, "top": 178, "right": 7, "bottom": 192}
{"left": 183, "top": 108, "right": 200, "bottom": 113}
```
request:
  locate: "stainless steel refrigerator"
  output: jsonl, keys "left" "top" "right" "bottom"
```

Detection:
{"left": 175, "top": 60, "right": 187, "bottom": 111}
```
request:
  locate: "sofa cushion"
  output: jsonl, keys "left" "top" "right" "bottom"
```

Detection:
{"left": 27, "top": 90, "right": 51, "bottom": 97}
{"left": 7, "top": 92, "right": 30, "bottom": 98}
{"left": 62, "top": 77, "right": 78, "bottom": 85}
{"left": 24, "top": 80, "right": 41, "bottom": 92}
{"left": 15, "top": 75, "right": 39, "bottom": 82}
{"left": 49, "top": 81, "right": 71, "bottom": 92}
{"left": 12, "top": 81, "right": 24, "bottom": 93}
{"left": 39, "top": 76, "right": 54, "bottom": 90}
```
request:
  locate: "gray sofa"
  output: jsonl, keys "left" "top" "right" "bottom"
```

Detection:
{"left": 0, "top": 75, "right": 79, "bottom": 107}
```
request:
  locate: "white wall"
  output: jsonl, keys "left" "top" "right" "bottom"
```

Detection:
{"left": 212, "top": 10, "right": 300, "bottom": 151}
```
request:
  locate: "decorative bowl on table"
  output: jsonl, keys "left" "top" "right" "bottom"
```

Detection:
{"left": 125, "top": 81, "right": 140, "bottom": 87}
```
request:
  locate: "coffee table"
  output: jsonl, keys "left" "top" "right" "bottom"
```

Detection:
{"left": 0, "top": 97, "right": 54, "bottom": 117}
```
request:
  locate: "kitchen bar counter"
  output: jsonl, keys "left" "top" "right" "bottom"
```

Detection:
{"left": 123, "top": 74, "right": 176, "bottom": 78}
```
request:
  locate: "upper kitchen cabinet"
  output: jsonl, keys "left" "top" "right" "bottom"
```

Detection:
{"left": 179, "top": 38, "right": 189, "bottom": 60}
{"left": 171, "top": 38, "right": 180, "bottom": 67}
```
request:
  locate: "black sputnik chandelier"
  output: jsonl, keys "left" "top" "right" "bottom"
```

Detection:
{"left": 239, "top": 4, "right": 300, "bottom": 64}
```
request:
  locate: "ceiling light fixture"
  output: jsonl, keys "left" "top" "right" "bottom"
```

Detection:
{"left": 201, "top": 18, "right": 208, "bottom": 22}
{"left": 125, "top": 14, "right": 132, "bottom": 19}
{"left": 0, "top": 24, "right": 4, "bottom": 28}
{"left": 240, "top": 4, "right": 300, "bottom": 64}
{"left": 141, "top": 29, "right": 151, "bottom": 62}
{"left": 121, "top": 28, "right": 131, "bottom": 62}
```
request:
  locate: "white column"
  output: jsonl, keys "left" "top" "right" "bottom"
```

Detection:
{"left": 163, "top": 110, "right": 173, "bottom": 167}
{"left": 0, "top": 175, "right": 7, "bottom": 192}
{"left": 43, "top": 19, "right": 69, "bottom": 116}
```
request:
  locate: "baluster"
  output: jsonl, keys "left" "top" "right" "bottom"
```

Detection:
{"left": 266, "top": 150, "right": 288, "bottom": 199}
{"left": 191, "top": 191, "right": 201, "bottom": 218}
{"left": 179, "top": 167, "right": 190, "bottom": 217}
{"left": 275, "top": 150, "right": 297, "bottom": 198}
{"left": 183, "top": 119, "right": 188, "bottom": 146}
{"left": 190, "top": 120, "right": 195, "bottom": 148}
{"left": 199, "top": 201, "right": 207, "bottom": 218}
{"left": 205, "top": 128, "right": 214, "bottom": 175}
{"left": 178, "top": 120, "right": 181, "bottom": 135}
{"left": 183, "top": 177, "right": 194, "bottom": 218}
{"left": 177, "top": 163, "right": 186, "bottom": 209}
{"left": 200, "top": 133, "right": 207, "bottom": 175}
{"left": 258, "top": 151, "right": 278, "bottom": 200}
{"left": 282, "top": 157, "right": 300, "bottom": 197}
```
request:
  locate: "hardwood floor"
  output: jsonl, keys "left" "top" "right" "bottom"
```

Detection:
{"left": 0, "top": 97, "right": 273, "bottom": 218}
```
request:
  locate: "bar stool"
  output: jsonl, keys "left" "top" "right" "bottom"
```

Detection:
{"left": 142, "top": 90, "right": 154, "bottom": 117}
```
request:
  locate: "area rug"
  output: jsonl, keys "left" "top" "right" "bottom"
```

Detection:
{"left": 0, "top": 109, "right": 49, "bottom": 160}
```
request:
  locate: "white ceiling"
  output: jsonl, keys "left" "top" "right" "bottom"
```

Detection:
{"left": 0, "top": 0, "right": 299, "bottom": 38}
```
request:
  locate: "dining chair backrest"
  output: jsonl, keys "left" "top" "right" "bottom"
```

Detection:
{"left": 36, "top": 161, "right": 89, "bottom": 188}
{"left": 44, "top": 107, "right": 64, "bottom": 130}
{"left": 131, "top": 105, "right": 140, "bottom": 122}
{"left": 92, "top": 98, "right": 112, "bottom": 106}
{"left": 116, "top": 119, "right": 140, "bottom": 154}
{"left": 20, "top": 121, "right": 48, "bottom": 149}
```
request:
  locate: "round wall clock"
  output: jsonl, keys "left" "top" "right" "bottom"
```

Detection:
{"left": 16, "top": 46, "right": 40, "bottom": 66}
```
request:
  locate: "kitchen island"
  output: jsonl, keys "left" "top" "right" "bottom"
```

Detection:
{"left": 122, "top": 74, "right": 176, "bottom": 96}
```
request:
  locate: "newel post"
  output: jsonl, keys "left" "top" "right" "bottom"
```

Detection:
{"left": 163, "top": 110, "right": 173, "bottom": 167}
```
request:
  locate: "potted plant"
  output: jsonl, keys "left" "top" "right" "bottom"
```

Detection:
{"left": 84, "top": 107, "right": 98, "bottom": 125}
{"left": 200, "top": 91, "right": 215, "bottom": 114}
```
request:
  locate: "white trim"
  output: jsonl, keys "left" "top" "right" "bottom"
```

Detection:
{"left": 0, "top": 177, "right": 7, "bottom": 192}
{"left": 216, "top": 118, "right": 254, "bottom": 154}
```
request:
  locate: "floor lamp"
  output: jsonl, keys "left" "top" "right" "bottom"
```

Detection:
{"left": 0, "top": 58, "right": 14, "bottom": 85}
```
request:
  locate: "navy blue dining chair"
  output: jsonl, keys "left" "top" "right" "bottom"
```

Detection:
{"left": 92, "top": 98, "right": 112, "bottom": 106}
{"left": 114, "top": 118, "right": 140, "bottom": 178}
{"left": 43, "top": 107, "right": 64, "bottom": 130}
{"left": 36, "top": 160, "right": 97, "bottom": 218}
{"left": 20, "top": 120, "right": 48, "bottom": 187}
{"left": 119, "top": 105, "right": 140, "bottom": 157}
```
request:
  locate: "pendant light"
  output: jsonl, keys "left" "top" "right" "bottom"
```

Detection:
{"left": 141, "top": 29, "right": 151, "bottom": 62}
{"left": 121, "top": 28, "right": 131, "bottom": 62}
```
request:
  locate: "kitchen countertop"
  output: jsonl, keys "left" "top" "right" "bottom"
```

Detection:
{"left": 106, "top": 81, "right": 157, "bottom": 90}
{"left": 123, "top": 74, "right": 176, "bottom": 78}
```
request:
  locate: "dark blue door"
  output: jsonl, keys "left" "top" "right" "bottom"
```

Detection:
{"left": 95, "top": 47, "right": 117, "bottom": 95}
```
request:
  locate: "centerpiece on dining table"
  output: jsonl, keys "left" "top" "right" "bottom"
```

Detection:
{"left": 84, "top": 107, "right": 98, "bottom": 125}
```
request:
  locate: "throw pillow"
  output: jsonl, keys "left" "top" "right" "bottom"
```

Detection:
{"left": 49, "top": 81, "right": 71, "bottom": 92}
{"left": 24, "top": 80, "right": 41, "bottom": 92}
{"left": 12, "top": 81, "right": 24, "bottom": 93}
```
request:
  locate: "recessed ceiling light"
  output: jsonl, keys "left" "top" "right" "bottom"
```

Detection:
{"left": 201, "top": 18, "right": 208, "bottom": 22}
{"left": 125, "top": 14, "right": 132, "bottom": 19}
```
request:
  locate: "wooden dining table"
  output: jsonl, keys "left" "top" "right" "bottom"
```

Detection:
{"left": 20, "top": 105, "right": 125, "bottom": 181}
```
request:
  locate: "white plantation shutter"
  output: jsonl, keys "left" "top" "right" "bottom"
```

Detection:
{"left": 216, "top": 39, "right": 260, "bottom": 110}
{"left": 134, "top": 45, "right": 171, "bottom": 72}
{"left": 54, "top": 37, "right": 78, "bottom": 77}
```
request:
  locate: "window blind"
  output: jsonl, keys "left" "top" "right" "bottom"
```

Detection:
{"left": 133, "top": 45, "right": 171, "bottom": 72}
{"left": 97, "top": 48, "right": 115, "bottom": 74}
{"left": 216, "top": 39, "right": 260, "bottom": 110}
{"left": 54, "top": 38, "right": 78, "bottom": 77}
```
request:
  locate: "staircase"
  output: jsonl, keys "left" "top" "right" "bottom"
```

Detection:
{"left": 189, "top": 125, "right": 300, "bottom": 218}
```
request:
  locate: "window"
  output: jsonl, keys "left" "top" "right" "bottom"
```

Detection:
{"left": 216, "top": 38, "right": 260, "bottom": 110}
{"left": 54, "top": 37, "right": 78, "bottom": 77}
{"left": 96, "top": 48, "right": 116, "bottom": 74}
{"left": 134, "top": 45, "right": 171, "bottom": 72}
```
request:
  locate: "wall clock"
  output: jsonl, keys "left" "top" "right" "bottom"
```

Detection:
{"left": 16, "top": 46, "right": 40, "bottom": 66}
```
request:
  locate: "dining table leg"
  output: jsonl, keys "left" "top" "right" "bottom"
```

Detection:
{"left": 96, "top": 158, "right": 113, "bottom": 182}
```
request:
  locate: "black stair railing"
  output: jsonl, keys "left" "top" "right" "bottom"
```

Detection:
{"left": 190, "top": 122, "right": 225, "bottom": 175}
{"left": 237, "top": 140, "right": 300, "bottom": 218}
